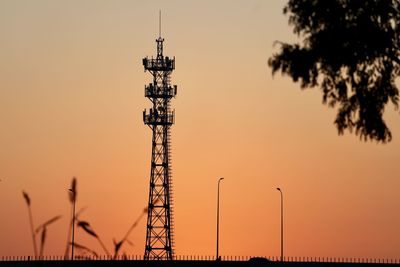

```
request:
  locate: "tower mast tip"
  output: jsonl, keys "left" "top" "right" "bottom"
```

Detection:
{"left": 159, "top": 10, "right": 162, "bottom": 38}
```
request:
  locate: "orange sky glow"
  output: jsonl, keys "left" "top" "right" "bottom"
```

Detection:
{"left": 0, "top": 0, "right": 399, "bottom": 260}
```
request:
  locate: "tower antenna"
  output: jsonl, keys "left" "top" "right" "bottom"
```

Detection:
{"left": 159, "top": 10, "right": 162, "bottom": 38}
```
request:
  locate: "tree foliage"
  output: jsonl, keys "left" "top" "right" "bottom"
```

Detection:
{"left": 269, "top": 0, "right": 400, "bottom": 142}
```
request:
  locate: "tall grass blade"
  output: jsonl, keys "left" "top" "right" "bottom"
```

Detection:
{"left": 35, "top": 215, "right": 62, "bottom": 233}
{"left": 34, "top": 215, "right": 61, "bottom": 257}
{"left": 68, "top": 177, "right": 78, "bottom": 260}
{"left": 77, "top": 221, "right": 98, "bottom": 237}
{"left": 64, "top": 207, "right": 85, "bottom": 259}
{"left": 113, "top": 239, "right": 123, "bottom": 255}
{"left": 77, "top": 220, "right": 110, "bottom": 255}
{"left": 22, "top": 191, "right": 37, "bottom": 257}
{"left": 73, "top": 242, "right": 98, "bottom": 257}
{"left": 39, "top": 227, "right": 46, "bottom": 257}
{"left": 125, "top": 239, "right": 134, "bottom": 246}
{"left": 113, "top": 203, "right": 154, "bottom": 258}
{"left": 97, "top": 236, "right": 110, "bottom": 256}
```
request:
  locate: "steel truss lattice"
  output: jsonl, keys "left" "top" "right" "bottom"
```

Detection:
{"left": 142, "top": 35, "right": 177, "bottom": 260}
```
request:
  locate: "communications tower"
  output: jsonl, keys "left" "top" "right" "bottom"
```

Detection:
{"left": 142, "top": 16, "right": 176, "bottom": 260}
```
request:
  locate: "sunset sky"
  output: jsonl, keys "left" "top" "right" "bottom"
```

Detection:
{"left": 1, "top": 0, "right": 399, "bottom": 260}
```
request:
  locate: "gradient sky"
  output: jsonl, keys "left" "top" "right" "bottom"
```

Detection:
{"left": 1, "top": 0, "right": 399, "bottom": 260}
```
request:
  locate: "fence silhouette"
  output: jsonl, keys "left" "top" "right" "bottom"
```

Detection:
{"left": 0, "top": 255, "right": 399, "bottom": 264}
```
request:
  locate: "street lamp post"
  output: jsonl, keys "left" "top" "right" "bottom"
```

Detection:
{"left": 216, "top": 177, "right": 224, "bottom": 260}
{"left": 276, "top": 188, "right": 283, "bottom": 261}
{"left": 69, "top": 189, "right": 76, "bottom": 260}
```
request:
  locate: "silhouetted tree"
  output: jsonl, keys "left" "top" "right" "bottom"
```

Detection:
{"left": 269, "top": 0, "right": 400, "bottom": 143}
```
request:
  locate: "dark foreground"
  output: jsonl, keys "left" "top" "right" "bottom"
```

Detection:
{"left": 0, "top": 260, "right": 399, "bottom": 267}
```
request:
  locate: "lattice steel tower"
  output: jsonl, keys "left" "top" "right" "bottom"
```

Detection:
{"left": 142, "top": 17, "right": 176, "bottom": 260}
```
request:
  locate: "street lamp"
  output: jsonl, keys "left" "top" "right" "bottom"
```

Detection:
{"left": 276, "top": 188, "right": 283, "bottom": 261}
{"left": 216, "top": 177, "right": 224, "bottom": 260}
{"left": 69, "top": 188, "right": 76, "bottom": 260}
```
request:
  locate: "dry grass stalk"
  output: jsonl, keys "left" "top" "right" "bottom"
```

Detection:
{"left": 73, "top": 242, "right": 98, "bottom": 258}
{"left": 64, "top": 177, "right": 78, "bottom": 259}
{"left": 39, "top": 227, "right": 46, "bottom": 257}
{"left": 77, "top": 220, "right": 110, "bottom": 255}
{"left": 69, "top": 177, "right": 77, "bottom": 203}
{"left": 36, "top": 215, "right": 62, "bottom": 231}
{"left": 35, "top": 215, "right": 61, "bottom": 257}
{"left": 22, "top": 191, "right": 38, "bottom": 257}
{"left": 113, "top": 200, "right": 159, "bottom": 258}
{"left": 64, "top": 207, "right": 85, "bottom": 259}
